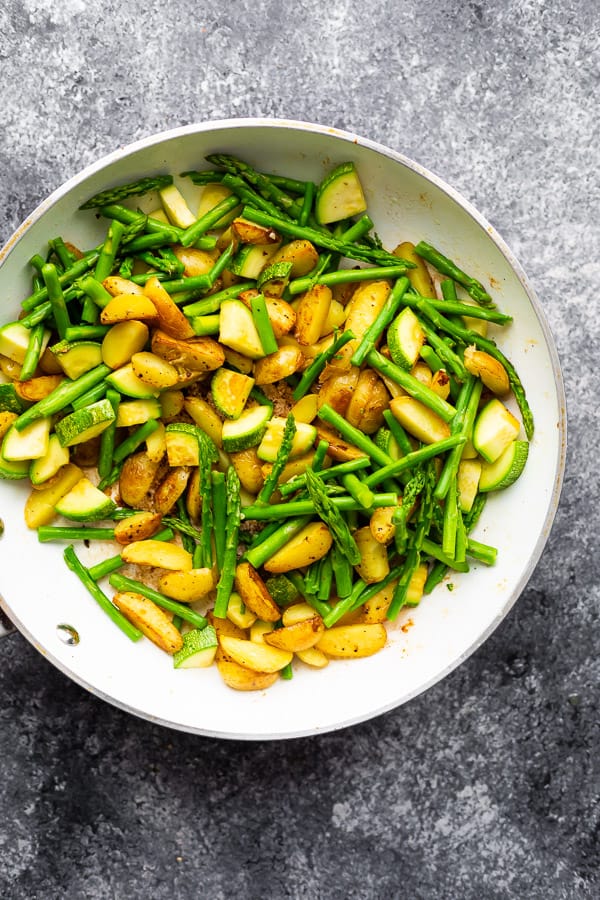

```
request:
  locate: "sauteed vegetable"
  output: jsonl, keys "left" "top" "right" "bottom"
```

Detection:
{"left": 0, "top": 155, "right": 532, "bottom": 689}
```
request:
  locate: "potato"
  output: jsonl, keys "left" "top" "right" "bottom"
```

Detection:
{"left": 0, "top": 411, "right": 17, "bottom": 441}
{"left": 406, "top": 562, "right": 428, "bottom": 606}
{"left": 232, "top": 217, "right": 280, "bottom": 244}
{"left": 320, "top": 299, "right": 347, "bottom": 337}
{"left": 113, "top": 591, "right": 183, "bottom": 654}
{"left": 315, "top": 425, "right": 366, "bottom": 462}
{"left": 410, "top": 361, "right": 433, "bottom": 388}
{"left": 394, "top": 241, "right": 435, "bottom": 297}
{"left": 254, "top": 345, "right": 303, "bottom": 385}
{"left": 389, "top": 396, "right": 451, "bottom": 444}
{"left": 151, "top": 329, "right": 225, "bottom": 372}
{"left": 369, "top": 506, "right": 397, "bottom": 545}
{"left": 153, "top": 466, "right": 191, "bottom": 514}
{"left": 264, "top": 522, "right": 333, "bottom": 573}
{"left": 345, "top": 369, "right": 389, "bottom": 434}
{"left": 145, "top": 421, "right": 166, "bottom": 463}
{"left": 235, "top": 562, "right": 281, "bottom": 622}
{"left": 158, "top": 567, "right": 215, "bottom": 602}
{"left": 264, "top": 615, "right": 324, "bottom": 652}
{"left": 208, "top": 610, "right": 247, "bottom": 641}
{"left": 160, "top": 389, "right": 185, "bottom": 421}
{"left": 222, "top": 346, "right": 254, "bottom": 375}
{"left": 184, "top": 397, "right": 223, "bottom": 447}
{"left": 464, "top": 345, "right": 510, "bottom": 395}
{"left": 362, "top": 580, "right": 398, "bottom": 623}
{"left": 271, "top": 239, "right": 319, "bottom": 277}
{"left": 282, "top": 603, "right": 318, "bottom": 626}
{"left": 102, "top": 321, "right": 149, "bottom": 369}
{"left": 131, "top": 352, "right": 180, "bottom": 389}
{"left": 172, "top": 245, "right": 217, "bottom": 276}
{"left": 14, "top": 375, "right": 63, "bottom": 402}
{"left": 295, "top": 284, "right": 332, "bottom": 346}
{"left": 290, "top": 394, "right": 318, "bottom": 424}
{"left": 113, "top": 511, "right": 163, "bottom": 545}
{"left": 265, "top": 298, "right": 296, "bottom": 338}
{"left": 100, "top": 293, "right": 159, "bottom": 325}
{"left": 23, "top": 463, "right": 84, "bottom": 528}
{"left": 332, "top": 280, "right": 390, "bottom": 368}
{"left": 219, "top": 636, "right": 292, "bottom": 673}
{"left": 216, "top": 658, "right": 279, "bottom": 691}
{"left": 102, "top": 275, "right": 145, "bottom": 296}
{"left": 317, "top": 367, "right": 359, "bottom": 417}
{"left": 457, "top": 458, "right": 482, "bottom": 513}
{"left": 353, "top": 526, "right": 390, "bottom": 583}
{"left": 143, "top": 276, "right": 196, "bottom": 339}
{"left": 316, "top": 623, "right": 387, "bottom": 658}
{"left": 185, "top": 468, "right": 202, "bottom": 521}
{"left": 230, "top": 447, "right": 264, "bottom": 494}
{"left": 119, "top": 451, "right": 161, "bottom": 508}
{"left": 226, "top": 592, "right": 257, "bottom": 629}
{"left": 431, "top": 369, "right": 451, "bottom": 400}
{"left": 38, "top": 346, "right": 64, "bottom": 375}
{"left": 296, "top": 647, "right": 329, "bottom": 668}
{"left": 121, "top": 539, "right": 193, "bottom": 571}
{"left": 0, "top": 356, "right": 21, "bottom": 380}
{"left": 250, "top": 619, "right": 275, "bottom": 643}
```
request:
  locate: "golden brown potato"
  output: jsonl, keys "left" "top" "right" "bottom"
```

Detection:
{"left": 153, "top": 466, "right": 191, "bottom": 514}
{"left": 464, "top": 345, "right": 510, "bottom": 395}
{"left": 216, "top": 658, "right": 279, "bottom": 691}
{"left": 102, "top": 275, "right": 145, "bottom": 296}
{"left": 119, "top": 451, "right": 161, "bottom": 508}
{"left": 157, "top": 568, "right": 215, "bottom": 602}
{"left": 229, "top": 447, "right": 264, "bottom": 494}
{"left": 102, "top": 321, "right": 149, "bottom": 370}
{"left": 264, "top": 615, "right": 324, "bottom": 652}
{"left": 264, "top": 522, "right": 333, "bottom": 573}
{"left": 120, "top": 540, "right": 194, "bottom": 571}
{"left": 113, "top": 511, "right": 163, "bottom": 545}
{"left": 14, "top": 375, "right": 64, "bottom": 402}
{"left": 151, "top": 329, "right": 224, "bottom": 372}
{"left": 0, "top": 411, "right": 17, "bottom": 441}
{"left": 232, "top": 217, "right": 280, "bottom": 244}
{"left": 143, "top": 276, "right": 196, "bottom": 339}
{"left": 332, "top": 280, "right": 390, "bottom": 369}
{"left": 316, "top": 367, "right": 359, "bottom": 417}
{"left": 235, "top": 562, "right": 281, "bottom": 622}
{"left": 271, "top": 239, "right": 319, "bottom": 277}
{"left": 345, "top": 369, "right": 389, "bottom": 434}
{"left": 430, "top": 369, "right": 451, "bottom": 400}
{"left": 0, "top": 356, "right": 21, "bottom": 380}
{"left": 316, "top": 624, "right": 387, "bottom": 658}
{"left": 172, "top": 245, "right": 217, "bottom": 276}
{"left": 296, "top": 647, "right": 329, "bottom": 668}
{"left": 394, "top": 241, "right": 435, "bottom": 297}
{"left": 362, "top": 580, "right": 398, "bottom": 623}
{"left": 219, "top": 636, "right": 292, "bottom": 673}
{"left": 254, "top": 345, "right": 304, "bottom": 385}
{"left": 353, "top": 526, "right": 390, "bottom": 583}
{"left": 131, "top": 352, "right": 180, "bottom": 389}
{"left": 315, "top": 425, "right": 366, "bottom": 462}
{"left": 295, "top": 284, "right": 332, "bottom": 346}
{"left": 113, "top": 591, "right": 183, "bottom": 654}
{"left": 100, "top": 293, "right": 159, "bottom": 325}
{"left": 265, "top": 298, "right": 296, "bottom": 337}
{"left": 369, "top": 506, "right": 397, "bottom": 545}
{"left": 389, "top": 396, "right": 451, "bottom": 444}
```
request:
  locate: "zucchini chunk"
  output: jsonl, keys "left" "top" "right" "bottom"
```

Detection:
{"left": 315, "top": 162, "right": 367, "bottom": 225}
{"left": 173, "top": 626, "right": 218, "bottom": 669}
{"left": 472, "top": 398, "right": 521, "bottom": 463}
{"left": 211, "top": 369, "right": 255, "bottom": 419}
{"left": 221, "top": 404, "right": 272, "bottom": 452}
{"left": 29, "top": 433, "right": 70, "bottom": 484}
{"left": 55, "top": 399, "right": 116, "bottom": 447}
{"left": 257, "top": 416, "right": 317, "bottom": 462}
{"left": 55, "top": 476, "right": 117, "bottom": 522}
{"left": 50, "top": 340, "right": 103, "bottom": 380}
{"left": 2, "top": 417, "right": 51, "bottom": 461}
{"left": 387, "top": 307, "right": 425, "bottom": 369}
{"left": 479, "top": 440, "right": 529, "bottom": 492}
{"left": 165, "top": 423, "right": 200, "bottom": 466}
{"left": 219, "top": 299, "right": 264, "bottom": 360}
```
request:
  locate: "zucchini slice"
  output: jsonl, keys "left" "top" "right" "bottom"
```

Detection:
{"left": 50, "top": 340, "right": 103, "bottom": 380}
{"left": 257, "top": 261, "right": 293, "bottom": 298}
{"left": 159, "top": 184, "right": 196, "bottom": 228}
{"left": 221, "top": 404, "right": 272, "bottom": 453}
{"left": 116, "top": 399, "right": 161, "bottom": 427}
{"left": 0, "top": 383, "right": 27, "bottom": 414}
{"left": 106, "top": 363, "right": 159, "bottom": 399}
{"left": 0, "top": 452, "right": 29, "bottom": 480}
{"left": 479, "top": 440, "right": 529, "bottom": 492}
{"left": 387, "top": 307, "right": 425, "bottom": 369}
{"left": 0, "top": 322, "right": 50, "bottom": 365}
{"left": 173, "top": 626, "right": 218, "bottom": 669}
{"left": 211, "top": 368, "right": 255, "bottom": 419}
{"left": 54, "top": 476, "right": 117, "bottom": 522}
{"left": 198, "top": 184, "right": 241, "bottom": 227}
{"left": 315, "top": 162, "right": 367, "bottom": 225}
{"left": 257, "top": 416, "right": 317, "bottom": 462}
{"left": 219, "top": 299, "right": 264, "bottom": 360}
{"left": 55, "top": 399, "right": 116, "bottom": 447}
{"left": 229, "top": 243, "right": 280, "bottom": 280}
{"left": 165, "top": 423, "right": 200, "bottom": 466}
{"left": 29, "top": 433, "right": 70, "bottom": 484}
{"left": 472, "top": 398, "right": 521, "bottom": 463}
{"left": 2, "top": 417, "right": 51, "bottom": 461}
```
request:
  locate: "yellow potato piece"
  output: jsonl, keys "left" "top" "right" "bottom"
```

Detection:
{"left": 143, "top": 276, "right": 196, "bottom": 339}
{"left": 102, "top": 320, "right": 149, "bottom": 369}
{"left": 114, "top": 511, "right": 163, "bottom": 545}
{"left": 263, "top": 522, "right": 333, "bottom": 574}
{"left": 464, "top": 345, "right": 510, "bottom": 396}
{"left": 184, "top": 396, "right": 223, "bottom": 447}
{"left": 100, "top": 293, "right": 159, "bottom": 325}
{"left": 131, "top": 352, "right": 180, "bottom": 389}
{"left": 113, "top": 591, "right": 183, "bottom": 654}
{"left": 345, "top": 369, "right": 388, "bottom": 434}
{"left": 153, "top": 467, "right": 191, "bottom": 515}
{"left": 102, "top": 275, "right": 145, "bottom": 296}
{"left": 316, "top": 624, "right": 387, "bottom": 658}
{"left": 157, "top": 568, "right": 215, "bottom": 603}
{"left": 23, "top": 463, "right": 84, "bottom": 529}
{"left": 353, "top": 526, "right": 390, "bottom": 583}
{"left": 219, "top": 636, "right": 292, "bottom": 673}
{"left": 226, "top": 592, "right": 257, "bottom": 629}
{"left": 229, "top": 447, "right": 264, "bottom": 494}
{"left": 254, "top": 346, "right": 303, "bottom": 385}
{"left": 362, "top": 580, "right": 399, "bottom": 624}
{"left": 15, "top": 375, "right": 64, "bottom": 402}
{"left": 295, "top": 284, "right": 332, "bottom": 346}
{"left": 119, "top": 451, "right": 161, "bottom": 508}
{"left": 290, "top": 394, "right": 318, "bottom": 424}
{"left": 216, "top": 658, "right": 279, "bottom": 691}
{"left": 121, "top": 539, "right": 193, "bottom": 571}
{"left": 264, "top": 615, "right": 324, "bottom": 652}
{"left": 235, "top": 562, "right": 281, "bottom": 622}
{"left": 282, "top": 602, "right": 318, "bottom": 627}
{"left": 0, "top": 411, "right": 17, "bottom": 441}
{"left": 389, "top": 396, "right": 451, "bottom": 444}
{"left": 250, "top": 620, "right": 275, "bottom": 643}
{"left": 296, "top": 647, "right": 329, "bottom": 669}
{"left": 369, "top": 506, "right": 397, "bottom": 545}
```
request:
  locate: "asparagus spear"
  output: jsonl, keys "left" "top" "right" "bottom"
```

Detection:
{"left": 256, "top": 414, "right": 296, "bottom": 506}
{"left": 213, "top": 467, "right": 242, "bottom": 618}
{"left": 79, "top": 175, "right": 174, "bottom": 210}
{"left": 292, "top": 330, "right": 355, "bottom": 401}
{"left": 207, "top": 153, "right": 299, "bottom": 216}
{"left": 197, "top": 429, "right": 218, "bottom": 568}
{"left": 414, "top": 241, "right": 494, "bottom": 307}
{"left": 13, "top": 364, "right": 111, "bottom": 431}
{"left": 305, "top": 468, "right": 361, "bottom": 565}
{"left": 19, "top": 324, "right": 46, "bottom": 382}
{"left": 366, "top": 349, "right": 457, "bottom": 423}
{"left": 22, "top": 253, "right": 100, "bottom": 312}
{"left": 289, "top": 266, "right": 408, "bottom": 298}
{"left": 42, "top": 263, "right": 71, "bottom": 339}
{"left": 109, "top": 572, "right": 207, "bottom": 629}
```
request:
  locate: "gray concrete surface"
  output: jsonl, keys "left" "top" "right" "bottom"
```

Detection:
{"left": 0, "top": 1, "right": 598, "bottom": 897}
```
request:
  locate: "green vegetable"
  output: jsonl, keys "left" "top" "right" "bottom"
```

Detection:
{"left": 213, "top": 467, "right": 242, "bottom": 618}
{"left": 80, "top": 175, "right": 174, "bottom": 210}
{"left": 305, "top": 468, "right": 360, "bottom": 564}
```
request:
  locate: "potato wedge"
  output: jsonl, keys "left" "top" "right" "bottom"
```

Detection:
{"left": 226, "top": 592, "right": 257, "bottom": 629}
{"left": 464, "top": 345, "right": 510, "bottom": 395}
{"left": 102, "top": 275, "right": 145, "bottom": 296}
{"left": 250, "top": 620, "right": 275, "bottom": 643}
{"left": 282, "top": 602, "right": 318, "bottom": 626}
{"left": 235, "top": 562, "right": 281, "bottom": 622}
{"left": 369, "top": 506, "right": 397, "bottom": 545}
{"left": 153, "top": 466, "right": 191, "bottom": 514}
{"left": 353, "top": 526, "right": 390, "bottom": 583}
{"left": 216, "top": 658, "right": 279, "bottom": 691}
{"left": 0, "top": 356, "right": 21, "bottom": 380}
{"left": 121, "top": 539, "right": 193, "bottom": 571}
{"left": 271, "top": 239, "right": 319, "bottom": 277}
{"left": 290, "top": 394, "right": 318, "bottom": 424}
{"left": 394, "top": 241, "right": 435, "bottom": 298}
{"left": 158, "top": 567, "right": 215, "bottom": 602}
{"left": 159, "top": 389, "right": 185, "bottom": 421}
{"left": 100, "top": 293, "right": 159, "bottom": 325}
{"left": 410, "top": 361, "right": 433, "bottom": 388}
{"left": 219, "top": 636, "right": 292, "bottom": 673}
{"left": 345, "top": 369, "right": 389, "bottom": 434}
{"left": 232, "top": 217, "right": 280, "bottom": 244}
{"left": 229, "top": 447, "right": 264, "bottom": 494}
{"left": 185, "top": 467, "right": 202, "bottom": 521}
{"left": 114, "top": 511, "right": 163, "bottom": 545}
{"left": 102, "top": 320, "right": 149, "bottom": 369}
{"left": 316, "top": 623, "right": 387, "bottom": 658}
{"left": 431, "top": 369, "right": 451, "bottom": 400}
{"left": 131, "top": 352, "right": 180, "bottom": 389}
{"left": 143, "top": 276, "right": 196, "bottom": 339}
{"left": 145, "top": 421, "right": 166, "bottom": 463}
{"left": 295, "top": 284, "right": 332, "bottom": 346}
{"left": 14, "top": 375, "right": 64, "bottom": 402}
{"left": 296, "top": 647, "right": 329, "bottom": 668}
{"left": 113, "top": 591, "right": 183, "bottom": 654}
{"left": 320, "top": 298, "right": 347, "bottom": 337}
{"left": 184, "top": 396, "right": 223, "bottom": 447}
{"left": 264, "top": 522, "right": 333, "bottom": 573}
{"left": 389, "top": 396, "right": 451, "bottom": 444}
{"left": 172, "top": 245, "right": 217, "bottom": 277}
{"left": 265, "top": 298, "right": 296, "bottom": 338}
{"left": 264, "top": 615, "right": 324, "bottom": 652}
{"left": 316, "top": 367, "right": 359, "bottom": 417}
{"left": 119, "top": 451, "right": 161, "bottom": 508}
{"left": 254, "top": 345, "right": 304, "bottom": 385}
{"left": 332, "top": 280, "right": 390, "bottom": 368}
{"left": 151, "top": 329, "right": 224, "bottom": 373}
{"left": 23, "top": 463, "right": 84, "bottom": 528}
{"left": 315, "top": 425, "right": 366, "bottom": 462}
{"left": 361, "top": 580, "right": 398, "bottom": 623}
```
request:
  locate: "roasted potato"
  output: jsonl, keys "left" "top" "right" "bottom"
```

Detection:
{"left": 229, "top": 447, "right": 264, "bottom": 494}
{"left": 295, "top": 284, "right": 332, "bottom": 346}
{"left": 23, "top": 463, "right": 84, "bottom": 529}
{"left": 316, "top": 367, "right": 359, "bottom": 417}
{"left": 121, "top": 539, "right": 194, "bottom": 571}
{"left": 113, "top": 511, "right": 163, "bottom": 545}
{"left": 234, "top": 562, "right": 281, "bottom": 622}
{"left": 345, "top": 369, "right": 389, "bottom": 434}
{"left": 464, "top": 345, "right": 510, "bottom": 395}
{"left": 151, "top": 330, "right": 225, "bottom": 373}
{"left": 14, "top": 375, "right": 63, "bottom": 402}
{"left": 353, "top": 526, "right": 390, "bottom": 583}
{"left": 264, "top": 522, "right": 333, "bottom": 573}
{"left": 389, "top": 396, "right": 451, "bottom": 444}
{"left": 264, "top": 615, "right": 324, "bottom": 652}
{"left": 113, "top": 591, "right": 183, "bottom": 654}
{"left": 119, "top": 451, "right": 161, "bottom": 508}
{"left": 254, "top": 345, "right": 303, "bottom": 385}
{"left": 316, "top": 624, "right": 387, "bottom": 658}
{"left": 102, "top": 321, "right": 149, "bottom": 369}
{"left": 143, "top": 276, "right": 196, "bottom": 339}
{"left": 158, "top": 567, "right": 215, "bottom": 602}
{"left": 219, "top": 636, "right": 292, "bottom": 673}
{"left": 216, "top": 658, "right": 279, "bottom": 691}
{"left": 100, "top": 293, "right": 159, "bottom": 325}
{"left": 153, "top": 466, "right": 191, "bottom": 514}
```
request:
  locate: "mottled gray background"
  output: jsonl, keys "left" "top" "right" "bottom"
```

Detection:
{"left": 1, "top": 1, "right": 598, "bottom": 898}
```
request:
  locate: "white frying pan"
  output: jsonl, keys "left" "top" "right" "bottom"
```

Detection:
{"left": 0, "top": 119, "right": 566, "bottom": 739}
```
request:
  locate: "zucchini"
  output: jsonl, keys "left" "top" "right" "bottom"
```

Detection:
{"left": 106, "top": 363, "right": 159, "bottom": 399}
{"left": 229, "top": 243, "right": 279, "bottom": 280}
{"left": 29, "top": 433, "right": 70, "bottom": 484}
{"left": 387, "top": 307, "right": 425, "bottom": 369}
{"left": 219, "top": 299, "right": 264, "bottom": 360}
{"left": 374, "top": 427, "right": 401, "bottom": 461}
{"left": 159, "top": 184, "right": 196, "bottom": 228}
{"left": 257, "top": 261, "right": 293, "bottom": 298}
{"left": 0, "top": 451, "right": 29, "bottom": 480}
{"left": 55, "top": 399, "right": 116, "bottom": 447}
{"left": 165, "top": 423, "right": 200, "bottom": 466}
{"left": 116, "top": 398, "right": 161, "bottom": 427}
{"left": 173, "top": 626, "right": 218, "bottom": 669}
{"left": 197, "top": 183, "right": 241, "bottom": 227}
{"left": 54, "top": 476, "right": 117, "bottom": 522}
{"left": 2, "top": 417, "right": 51, "bottom": 461}
{"left": 211, "top": 368, "right": 254, "bottom": 419}
{"left": 0, "top": 322, "right": 50, "bottom": 365}
{"left": 479, "top": 440, "right": 529, "bottom": 492}
{"left": 472, "top": 398, "right": 521, "bottom": 463}
{"left": 257, "top": 416, "right": 317, "bottom": 462}
{"left": 0, "top": 383, "right": 27, "bottom": 414}
{"left": 50, "top": 340, "right": 103, "bottom": 380}
{"left": 315, "top": 162, "right": 367, "bottom": 225}
{"left": 264, "top": 575, "right": 299, "bottom": 607}
{"left": 221, "top": 404, "right": 272, "bottom": 453}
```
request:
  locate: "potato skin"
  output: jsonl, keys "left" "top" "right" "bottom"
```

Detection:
{"left": 114, "top": 511, "right": 163, "bottom": 545}
{"left": 113, "top": 591, "right": 183, "bottom": 654}
{"left": 216, "top": 658, "right": 279, "bottom": 691}
{"left": 264, "top": 522, "right": 333, "bottom": 573}
{"left": 316, "top": 624, "right": 387, "bottom": 658}
{"left": 264, "top": 615, "right": 324, "bottom": 652}
{"left": 153, "top": 466, "right": 191, "bottom": 514}
{"left": 229, "top": 447, "right": 264, "bottom": 495}
{"left": 143, "top": 276, "right": 196, "bottom": 339}
{"left": 235, "top": 562, "right": 281, "bottom": 622}
{"left": 345, "top": 369, "right": 388, "bottom": 434}
{"left": 119, "top": 451, "right": 161, "bottom": 509}
{"left": 151, "top": 329, "right": 225, "bottom": 372}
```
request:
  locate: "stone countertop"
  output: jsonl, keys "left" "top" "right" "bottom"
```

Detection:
{"left": 0, "top": 1, "right": 598, "bottom": 897}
